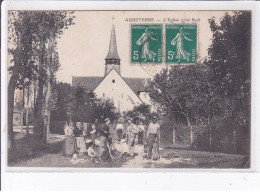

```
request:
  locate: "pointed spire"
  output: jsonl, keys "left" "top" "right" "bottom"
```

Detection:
{"left": 105, "top": 25, "right": 120, "bottom": 60}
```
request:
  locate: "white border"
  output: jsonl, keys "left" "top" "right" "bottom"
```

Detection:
{"left": 1, "top": 0, "right": 260, "bottom": 190}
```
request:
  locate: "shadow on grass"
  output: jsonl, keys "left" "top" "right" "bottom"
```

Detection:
{"left": 8, "top": 134, "right": 130, "bottom": 168}
{"left": 8, "top": 134, "right": 64, "bottom": 166}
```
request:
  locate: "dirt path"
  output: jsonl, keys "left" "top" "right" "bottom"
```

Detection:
{"left": 120, "top": 144, "right": 248, "bottom": 168}
{"left": 11, "top": 132, "right": 249, "bottom": 168}
{"left": 121, "top": 144, "right": 175, "bottom": 168}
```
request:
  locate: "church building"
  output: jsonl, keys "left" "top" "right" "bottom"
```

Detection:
{"left": 72, "top": 25, "right": 152, "bottom": 113}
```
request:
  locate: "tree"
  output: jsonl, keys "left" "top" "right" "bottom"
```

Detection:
{"left": 92, "top": 98, "right": 119, "bottom": 123}
{"left": 206, "top": 11, "right": 251, "bottom": 153}
{"left": 25, "top": 85, "right": 32, "bottom": 135}
{"left": 32, "top": 11, "right": 75, "bottom": 148}
{"left": 147, "top": 63, "right": 222, "bottom": 146}
{"left": 147, "top": 11, "right": 251, "bottom": 153}
{"left": 149, "top": 64, "right": 212, "bottom": 125}
{"left": 68, "top": 86, "right": 118, "bottom": 123}
{"left": 51, "top": 82, "right": 72, "bottom": 122}
{"left": 51, "top": 84, "right": 119, "bottom": 125}
{"left": 207, "top": 11, "right": 251, "bottom": 127}
{"left": 124, "top": 103, "right": 151, "bottom": 124}
{"left": 8, "top": 11, "right": 39, "bottom": 150}
{"left": 8, "top": 11, "right": 75, "bottom": 150}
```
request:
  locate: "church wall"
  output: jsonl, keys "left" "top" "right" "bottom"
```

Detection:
{"left": 94, "top": 69, "right": 142, "bottom": 113}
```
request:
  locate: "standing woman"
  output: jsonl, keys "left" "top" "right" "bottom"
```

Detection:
{"left": 126, "top": 117, "right": 138, "bottom": 157}
{"left": 90, "top": 123, "right": 97, "bottom": 146}
{"left": 115, "top": 118, "right": 124, "bottom": 142}
{"left": 75, "top": 122, "right": 87, "bottom": 155}
{"left": 82, "top": 123, "right": 89, "bottom": 137}
{"left": 63, "top": 121, "right": 75, "bottom": 156}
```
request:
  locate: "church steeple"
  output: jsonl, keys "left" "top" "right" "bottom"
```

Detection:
{"left": 105, "top": 25, "right": 120, "bottom": 76}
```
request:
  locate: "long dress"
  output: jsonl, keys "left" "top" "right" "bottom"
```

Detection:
{"left": 116, "top": 123, "right": 124, "bottom": 142}
{"left": 126, "top": 123, "right": 138, "bottom": 156}
{"left": 171, "top": 32, "right": 192, "bottom": 61}
{"left": 137, "top": 31, "right": 156, "bottom": 60}
{"left": 75, "top": 127, "right": 87, "bottom": 153}
{"left": 63, "top": 126, "right": 75, "bottom": 156}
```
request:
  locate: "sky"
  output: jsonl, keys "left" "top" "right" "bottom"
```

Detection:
{"left": 17, "top": 11, "right": 229, "bottom": 83}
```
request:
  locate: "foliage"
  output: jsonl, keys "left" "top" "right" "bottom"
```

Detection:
{"left": 8, "top": 11, "right": 75, "bottom": 89}
{"left": 148, "top": 64, "right": 214, "bottom": 126}
{"left": 51, "top": 84, "right": 119, "bottom": 123}
{"left": 8, "top": 11, "right": 75, "bottom": 149}
{"left": 207, "top": 11, "right": 251, "bottom": 127}
{"left": 8, "top": 12, "right": 36, "bottom": 89}
{"left": 51, "top": 82, "right": 72, "bottom": 121}
{"left": 124, "top": 103, "right": 151, "bottom": 124}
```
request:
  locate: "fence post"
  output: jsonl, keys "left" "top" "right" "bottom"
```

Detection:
{"left": 233, "top": 129, "right": 236, "bottom": 153}
{"left": 172, "top": 127, "right": 176, "bottom": 144}
{"left": 209, "top": 126, "right": 212, "bottom": 149}
{"left": 190, "top": 125, "right": 193, "bottom": 147}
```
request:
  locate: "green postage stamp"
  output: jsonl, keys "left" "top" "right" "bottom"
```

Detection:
{"left": 166, "top": 24, "right": 197, "bottom": 64}
{"left": 131, "top": 25, "right": 162, "bottom": 64}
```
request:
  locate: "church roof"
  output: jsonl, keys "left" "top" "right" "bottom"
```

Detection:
{"left": 105, "top": 25, "right": 120, "bottom": 60}
{"left": 72, "top": 76, "right": 151, "bottom": 94}
{"left": 72, "top": 76, "right": 103, "bottom": 91}
{"left": 124, "top": 77, "right": 151, "bottom": 93}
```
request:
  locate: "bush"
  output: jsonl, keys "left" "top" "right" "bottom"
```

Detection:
{"left": 50, "top": 121, "right": 67, "bottom": 135}
{"left": 160, "top": 118, "right": 191, "bottom": 146}
{"left": 192, "top": 125, "right": 210, "bottom": 150}
{"left": 192, "top": 118, "right": 250, "bottom": 154}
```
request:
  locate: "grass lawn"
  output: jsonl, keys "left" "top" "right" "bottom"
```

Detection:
{"left": 8, "top": 133, "right": 130, "bottom": 168}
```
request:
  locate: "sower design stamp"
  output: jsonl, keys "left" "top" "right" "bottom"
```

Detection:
{"left": 131, "top": 25, "right": 162, "bottom": 64}
{"left": 166, "top": 24, "right": 197, "bottom": 64}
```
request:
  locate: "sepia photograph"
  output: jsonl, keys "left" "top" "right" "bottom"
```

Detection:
{"left": 5, "top": 9, "right": 251, "bottom": 169}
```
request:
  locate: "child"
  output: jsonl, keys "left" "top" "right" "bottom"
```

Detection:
{"left": 87, "top": 142, "right": 98, "bottom": 163}
{"left": 70, "top": 152, "right": 87, "bottom": 164}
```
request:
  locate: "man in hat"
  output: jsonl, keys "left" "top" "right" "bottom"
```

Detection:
{"left": 126, "top": 117, "right": 139, "bottom": 157}
{"left": 100, "top": 118, "right": 111, "bottom": 138}
{"left": 99, "top": 118, "right": 111, "bottom": 161}
{"left": 146, "top": 115, "right": 160, "bottom": 159}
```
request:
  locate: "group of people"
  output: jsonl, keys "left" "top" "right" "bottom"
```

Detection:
{"left": 62, "top": 114, "right": 161, "bottom": 163}
{"left": 115, "top": 115, "right": 160, "bottom": 160}
{"left": 63, "top": 121, "right": 98, "bottom": 162}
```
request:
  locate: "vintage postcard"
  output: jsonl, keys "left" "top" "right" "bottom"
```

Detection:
{"left": 3, "top": 6, "right": 253, "bottom": 171}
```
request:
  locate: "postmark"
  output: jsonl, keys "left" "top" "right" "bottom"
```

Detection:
{"left": 131, "top": 24, "right": 162, "bottom": 64}
{"left": 166, "top": 24, "right": 197, "bottom": 64}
